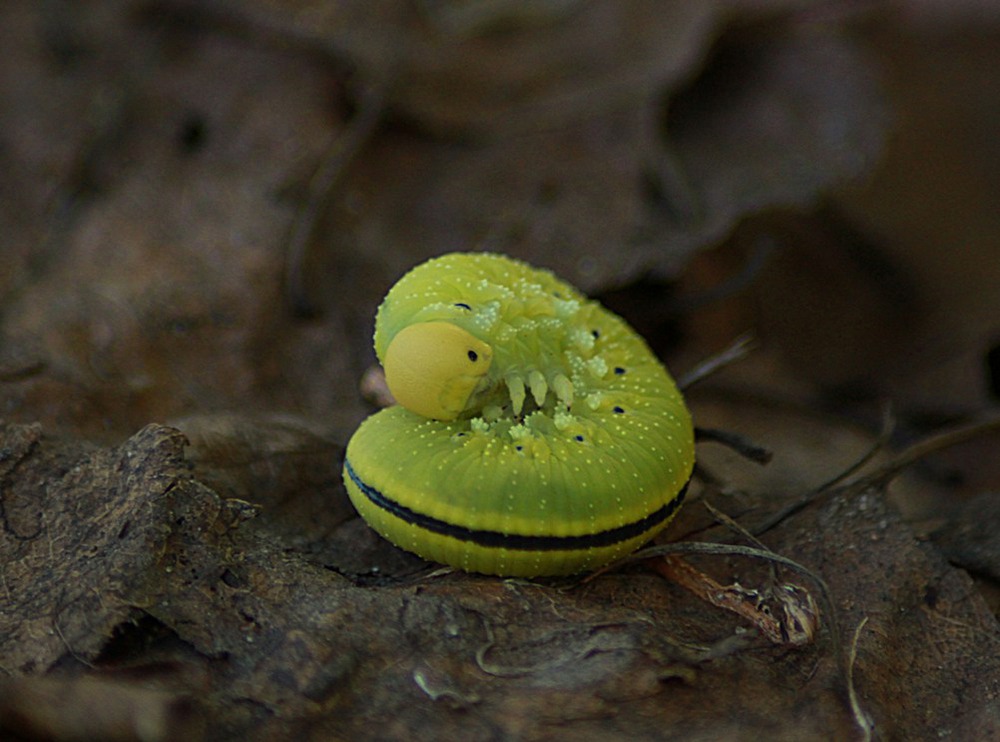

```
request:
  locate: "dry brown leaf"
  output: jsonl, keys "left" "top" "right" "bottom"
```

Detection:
{"left": 1, "top": 2, "right": 997, "bottom": 740}
{"left": 315, "top": 15, "right": 886, "bottom": 294}
{"left": 2, "top": 409, "right": 998, "bottom": 739}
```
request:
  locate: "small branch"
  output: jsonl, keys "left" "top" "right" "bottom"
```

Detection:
{"left": 847, "top": 617, "right": 875, "bottom": 742}
{"left": 751, "top": 404, "right": 895, "bottom": 536}
{"left": 284, "top": 80, "right": 390, "bottom": 317}
{"left": 695, "top": 427, "right": 772, "bottom": 465}
{"left": 856, "top": 411, "right": 1000, "bottom": 489}
{"left": 702, "top": 499, "right": 769, "bottom": 552}
{"left": 813, "top": 402, "right": 895, "bottom": 493}
{"left": 678, "top": 333, "right": 757, "bottom": 391}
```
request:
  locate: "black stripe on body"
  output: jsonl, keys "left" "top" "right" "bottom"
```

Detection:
{"left": 344, "top": 459, "right": 689, "bottom": 551}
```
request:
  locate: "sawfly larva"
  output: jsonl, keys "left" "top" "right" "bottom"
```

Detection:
{"left": 343, "top": 253, "right": 694, "bottom": 576}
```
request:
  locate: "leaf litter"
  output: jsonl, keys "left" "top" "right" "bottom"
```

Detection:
{"left": 1, "top": 1, "right": 999, "bottom": 739}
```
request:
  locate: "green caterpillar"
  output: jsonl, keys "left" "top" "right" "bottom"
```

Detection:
{"left": 343, "top": 253, "right": 694, "bottom": 576}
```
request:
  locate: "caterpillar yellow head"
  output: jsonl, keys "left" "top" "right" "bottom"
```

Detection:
{"left": 383, "top": 321, "right": 494, "bottom": 420}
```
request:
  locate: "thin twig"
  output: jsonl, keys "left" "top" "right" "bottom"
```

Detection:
{"left": 284, "top": 81, "right": 390, "bottom": 316}
{"left": 751, "top": 405, "right": 895, "bottom": 536}
{"left": 814, "top": 402, "right": 895, "bottom": 493}
{"left": 702, "top": 499, "right": 769, "bottom": 552}
{"left": 849, "top": 411, "right": 1000, "bottom": 490}
{"left": 847, "top": 617, "right": 875, "bottom": 742}
{"left": 751, "top": 410, "right": 1000, "bottom": 537}
{"left": 677, "top": 333, "right": 757, "bottom": 390}
{"left": 695, "top": 427, "right": 772, "bottom": 465}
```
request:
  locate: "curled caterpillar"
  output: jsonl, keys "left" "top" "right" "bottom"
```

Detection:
{"left": 343, "top": 253, "right": 694, "bottom": 576}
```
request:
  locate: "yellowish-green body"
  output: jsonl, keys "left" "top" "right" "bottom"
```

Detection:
{"left": 343, "top": 252, "right": 694, "bottom": 576}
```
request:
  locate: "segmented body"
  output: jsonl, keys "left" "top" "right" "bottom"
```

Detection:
{"left": 343, "top": 252, "right": 694, "bottom": 576}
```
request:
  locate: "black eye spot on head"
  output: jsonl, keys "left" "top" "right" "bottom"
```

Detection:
{"left": 613, "top": 406, "right": 625, "bottom": 414}
{"left": 515, "top": 445, "right": 523, "bottom": 451}
{"left": 574, "top": 435, "right": 584, "bottom": 442}
{"left": 614, "top": 367, "right": 626, "bottom": 375}
{"left": 591, "top": 329, "right": 600, "bottom": 339}
{"left": 468, "top": 350, "right": 478, "bottom": 362}
{"left": 454, "top": 302, "right": 471, "bottom": 310}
